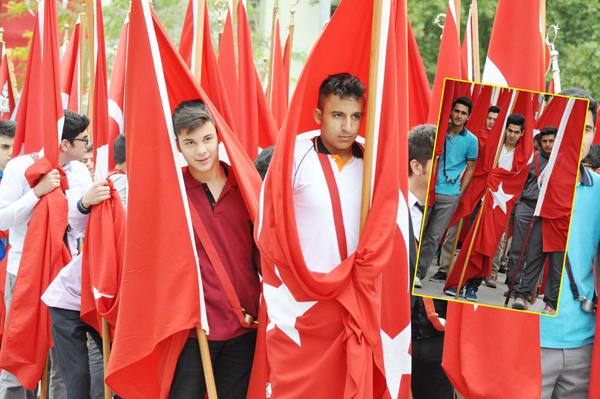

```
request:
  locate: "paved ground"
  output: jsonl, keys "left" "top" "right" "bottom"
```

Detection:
{"left": 413, "top": 258, "right": 547, "bottom": 315}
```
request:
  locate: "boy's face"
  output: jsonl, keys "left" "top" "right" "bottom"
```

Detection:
{"left": 450, "top": 103, "right": 470, "bottom": 129}
{"left": 82, "top": 151, "right": 94, "bottom": 176}
{"left": 505, "top": 124, "right": 524, "bottom": 146}
{"left": 0, "top": 135, "right": 14, "bottom": 171}
{"left": 580, "top": 110, "right": 596, "bottom": 161}
{"left": 313, "top": 94, "right": 363, "bottom": 155}
{"left": 540, "top": 134, "right": 555, "bottom": 156}
{"left": 60, "top": 131, "right": 89, "bottom": 163}
{"left": 177, "top": 121, "right": 219, "bottom": 175}
{"left": 486, "top": 111, "right": 499, "bottom": 131}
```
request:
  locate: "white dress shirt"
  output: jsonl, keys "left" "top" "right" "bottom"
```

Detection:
{"left": 408, "top": 191, "right": 424, "bottom": 241}
{"left": 498, "top": 145, "right": 515, "bottom": 171}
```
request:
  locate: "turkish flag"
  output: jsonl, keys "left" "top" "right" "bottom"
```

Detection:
{"left": 104, "top": 2, "right": 260, "bottom": 397}
{"left": 59, "top": 18, "right": 80, "bottom": 112}
{"left": 283, "top": 28, "right": 292, "bottom": 97}
{"left": 107, "top": 19, "right": 128, "bottom": 171}
{"left": 534, "top": 97, "right": 588, "bottom": 252}
{"left": 236, "top": 1, "right": 277, "bottom": 159}
{"left": 427, "top": 0, "right": 462, "bottom": 124}
{"left": 0, "top": 51, "right": 16, "bottom": 120}
{"left": 252, "top": 0, "right": 411, "bottom": 397}
{"left": 466, "top": 84, "right": 493, "bottom": 137}
{"left": 179, "top": 0, "right": 236, "bottom": 131}
{"left": 407, "top": 18, "right": 430, "bottom": 130}
{"left": 591, "top": 312, "right": 600, "bottom": 398}
{"left": 460, "top": 6, "right": 474, "bottom": 81}
{"left": 217, "top": 7, "right": 238, "bottom": 131}
{"left": 268, "top": 16, "right": 288, "bottom": 129}
{"left": 445, "top": 90, "right": 534, "bottom": 290}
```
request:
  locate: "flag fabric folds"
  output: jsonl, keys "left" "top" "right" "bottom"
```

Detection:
{"left": 268, "top": 15, "right": 289, "bottom": 129}
{"left": 59, "top": 19, "right": 80, "bottom": 112}
{"left": 107, "top": 19, "right": 128, "bottom": 171}
{"left": 406, "top": 18, "right": 430, "bottom": 130}
{"left": 253, "top": 0, "right": 411, "bottom": 397}
{"left": 105, "top": 1, "right": 260, "bottom": 397}
{"left": 0, "top": 50, "right": 16, "bottom": 120}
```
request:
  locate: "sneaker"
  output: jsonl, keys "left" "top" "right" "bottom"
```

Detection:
{"left": 414, "top": 277, "right": 423, "bottom": 288}
{"left": 485, "top": 278, "right": 497, "bottom": 288}
{"left": 444, "top": 287, "right": 463, "bottom": 297}
{"left": 542, "top": 304, "right": 556, "bottom": 315}
{"left": 512, "top": 297, "right": 528, "bottom": 310}
{"left": 429, "top": 271, "right": 447, "bottom": 281}
{"left": 465, "top": 287, "right": 478, "bottom": 302}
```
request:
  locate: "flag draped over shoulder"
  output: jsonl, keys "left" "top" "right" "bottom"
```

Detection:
{"left": 445, "top": 90, "right": 533, "bottom": 290}
{"left": 107, "top": 18, "right": 128, "bottom": 171}
{"left": 0, "top": 0, "right": 68, "bottom": 389}
{"left": 0, "top": 51, "right": 16, "bottom": 120}
{"left": 427, "top": 0, "right": 461, "bottom": 124}
{"left": 534, "top": 97, "right": 588, "bottom": 252}
{"left": 253, "top": 0, "right": 411, "bottom": 397}
{"left": 59, "top": 18, "right": 80, "bottom": 112}
{"left": 105, "top": 1, "right": 260, "bottom": 397}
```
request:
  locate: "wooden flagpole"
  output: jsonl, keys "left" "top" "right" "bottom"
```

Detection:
{"left": 196, "top": 327, "right": 218, "bottom": 398}
{"left": 79, "top": 11, "right": 86, "bottom": 114}
{"left": 101, "top": 319, "right": 112, "bottom": 399}
{"left": 266, "top": 0, "right": 279, "bottom": 105}
{"left": 360, "top": 0, "right": 385, "bottom": 228}
{"left": 86, "top": 0, "right": 95, "bottom": 142}
{"left": 193, "top": 0, "right": 206, "bottom": 83}
{"left": 471, "top": 0, "right": 480, "bottom": 82}
{"left": 446, "top": 218, "right": 464, "bottom": 274}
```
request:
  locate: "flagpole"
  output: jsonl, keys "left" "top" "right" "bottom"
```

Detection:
{"left": 470, "top": 0, "right": 480, "bottom": 82}
{"left": 266, "top": 0, "right": 279, "bottom": 105}
{"left": 86, "top": 0, "right": 95, "bottom": 142}
{"left": 446, "top": 218, "right": 464, "bottom": 274}
{"left": 79, "top": 11, "right": 86, "bottom": 114}
{"left": 196, "top": 327, "right": 218, "bottom": 399}
{"left": 504, "top": 216, "right": 536, "bottom": 306}
{"left": 101, "top": 319, "right": 112, "bottom": 399}
{"left": 40, "top": 358, "right": 49, "bottom": 399}
{"left": 360, "top": 0, "right": 385, "bottom": 228}
{"left": 192, "top": 0, "right": 206, "bottom": 83}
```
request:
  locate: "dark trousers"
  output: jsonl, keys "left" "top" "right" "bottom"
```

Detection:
{"left": 49, "top": 307, "right": 103, "bottom": 399}
{"left": 514, "top": 218, "right": 564, "bottom": 308}
{"left": 411, "top": 335, "right": 453, "bottom": 399}
{"left": 169, "top": 331, "right": 257, "bottom": 399}
{"left": 507, "top": 200, "right": 535, "bottom": 283}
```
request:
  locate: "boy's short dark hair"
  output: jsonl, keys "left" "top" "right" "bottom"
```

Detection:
{"left": 539, "top": 126, "right": 558, "bottom": 138}
{"left": 488, "top": 105, "right": 500, "bottom": 114}
{"left": 506, "top": 113, "right": 525, "bottom": 131}
{"left": 62, "top": 110, "right": 90, "bottom": 142}
{"left": 114, "top": 134, "right": 126, "bottom": 165}
{"left": 318, "top": 73, "right": 365, "bottom": 109}
{"left": 0, "top": 120, "right": 16, "bottom": 138}
{"left": 408, "top": 124, "right": 435, "bottom": 176}
{"left": 582, "top": 144, "right": 600, "bottom": 169}
{"left": 254, "top": 146, "right": 274, "bottom": 180}
{"left": 452, "top": 96, "right": 472, "bottom": 115}
{"left": 172, "top": 100, "right": 215, "bottom": 137}
{"left": 559, "top": 87, "right": 598, "bottom": 125}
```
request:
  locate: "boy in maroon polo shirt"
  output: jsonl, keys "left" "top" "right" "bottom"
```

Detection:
{"left": 169, "top": 100, "right": 260, "bottom": 399}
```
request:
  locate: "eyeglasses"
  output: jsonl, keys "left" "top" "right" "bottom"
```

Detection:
{"left": 73, "top": 137, "right": 90, "bottom": 145}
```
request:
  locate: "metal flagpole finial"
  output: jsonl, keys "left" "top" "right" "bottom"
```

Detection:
{"left": 434, "top": 13, "right": 445, "bottom": 40}
{"left": 546, "top": 24, "right": 559, "bottom": 46}
{"left": 216, "top": 0, "right": 227, "bottom": 31}
{"left": 0, "top": 27, "right": 4, "bottom": 44}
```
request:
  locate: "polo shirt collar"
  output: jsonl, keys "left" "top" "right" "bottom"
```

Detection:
{"left": 183, "top": 162, "right": 237, "bottom": 190}
{"left": 313, "top": 136, "right": 364, "bottom": 159}
{"left": 580, "top": 165, "right": 593, "bottom": 187}
{"left": 447, "top": 126, "right": 468, "bottom": 137}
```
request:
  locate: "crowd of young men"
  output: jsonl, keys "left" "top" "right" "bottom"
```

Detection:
{"left": 0, "top": 74, "right": 597, "bottom": 399}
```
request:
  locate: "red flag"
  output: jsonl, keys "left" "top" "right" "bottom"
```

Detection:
{"left": 91, "top": 0, "right": 110, "bottom": 180}
{"left": 107, "top": 19, "right": 128, "bottom": 171}
{"left": 482, "top": 0, "right": 545, "bottom": 92}
{"left": 0, "top": 3, "right": 67, "bottom": 387}
{"left": 591, "top": 314, "right": 600, "bottom": 398}
{"left": 217, "top": 7, "right": 238, "bottom": 130}
{"left": 252, "top": 0, "right": 411, "bottom": 397}
{"left": 236, "top": 1, "right": 277, "bottom": 159}
{"left": 534, "top": 97, "right": 588, "bottom": 252}
{"left": 406, "top": 18, "right": 430, "bottom": 129}
{"left": 59, "top": 18, "right": 80, "bottom": 112}
{"left": 268, "top": 16, "right": 288, "bottom": 129}
{"left": 465, "top": 84, "right": 493, "bottom": 136}
{"left": 445, "top": 90, "right": 534, "bottom": 289}
{"left": 427, "top": 0, "right": 462, "bottom": 124}
{"left": 179, "top": 0, "right": 236, "bottom": 130}
{"left": 105, "top": 1, "right": 261, "bottom": 397}
{"left": 460, "top": 6, "right": 474, "bottom": 81}
{"left": 0, "top": 51, "right": 16, "bottom": 120}
{"left": 282, "top": 29, "right": 292, "bottom": 99}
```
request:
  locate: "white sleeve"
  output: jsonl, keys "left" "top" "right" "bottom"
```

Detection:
{"left": 0, "top": 158, "right": 40, "bottom": 230}
{"left": 66, "top": 163, "right": 93, "bottom": 238}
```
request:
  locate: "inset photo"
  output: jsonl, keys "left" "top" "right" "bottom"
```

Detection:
{"left": 411, "top": 77, "right": 591, "bottom": 316}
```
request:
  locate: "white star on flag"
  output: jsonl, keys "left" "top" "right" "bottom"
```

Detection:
{"left": 381, "top": 326, "right": 412, "bottom": 398}
{"left": 263, "top": 267, "right": 317, "bottom": 346}
{"left": 490, "top": 182, "right": 513, "bottom": 214}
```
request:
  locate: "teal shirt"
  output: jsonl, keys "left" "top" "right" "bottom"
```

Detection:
{"left": 540, "top": 168, "right": 600, "bottom": 349}
{"left": 435, "top": 128, "right": 478, "bottom": 196}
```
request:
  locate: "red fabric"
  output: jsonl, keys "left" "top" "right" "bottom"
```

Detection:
{"left": 236, "top": 1, "right": 278, "bottom": 158}
{"left": 107, "top": 20, "right": 128, "bottom": 171}
{"left": 282, "top": 29, "right": 292, "bottom": 101}
{"left": 80, "top": 180, "right": 125, "bottom": 334}
{"left": 442, "top": 304, "right": 541, "bottom": 398}
{"left": 59, "top": 20, "right": 80, "bottom": 112}
{"left": 535, "top": 95, "right": 567, "bottom": 131}
{"left": 0, "top": 159, "right": 70, "bottom": 389}
{"left": 179, "top": 0, "right": 236, "bottom": 131}
{"left": 251, "top": 0, "right": 411, "bottom": 397}
{"left": 91, "top": 0, "right": 110, "bottom": 179}
{"left": 460, "top": 8, "right": 473, "bottom": 81}
{"left": 184, "top": 167, "right": 260, "bottom": 341}
{"left": 445, "top": 90, "right": 534, "bottom": 289}
{"left": 269, "top": 17, "right": 289, "bottom": 129}
{"left": 427, "top": 0, "right": 462, "bottom": 124}
{"left": 0, "top": 247, "right": 8, "bottom": 343}
{"left": 105, "top": 3, "right": 261, "bottom": 397}
{"left": 407, "top": 18, "right": 431, "bottom": 130}
{"left": 483, "top": 0, "right": 545, "bottom": 92}
{"left": 594, "top": 114, "right": 600, "bottom": 145}
{"left": 0, "top": 52, "right": 16, "bottom": 120}
{"left": 590, "top": 313, "right": 600, "bottom": 398}
{"left": 217, "top": 8, "right": 239, "bottom": 131}
{"left": 466, "top": 84, "right": 493, "bottom": 135}
{"left": 536, "top": 98, "right": 588, "bottom": 252}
